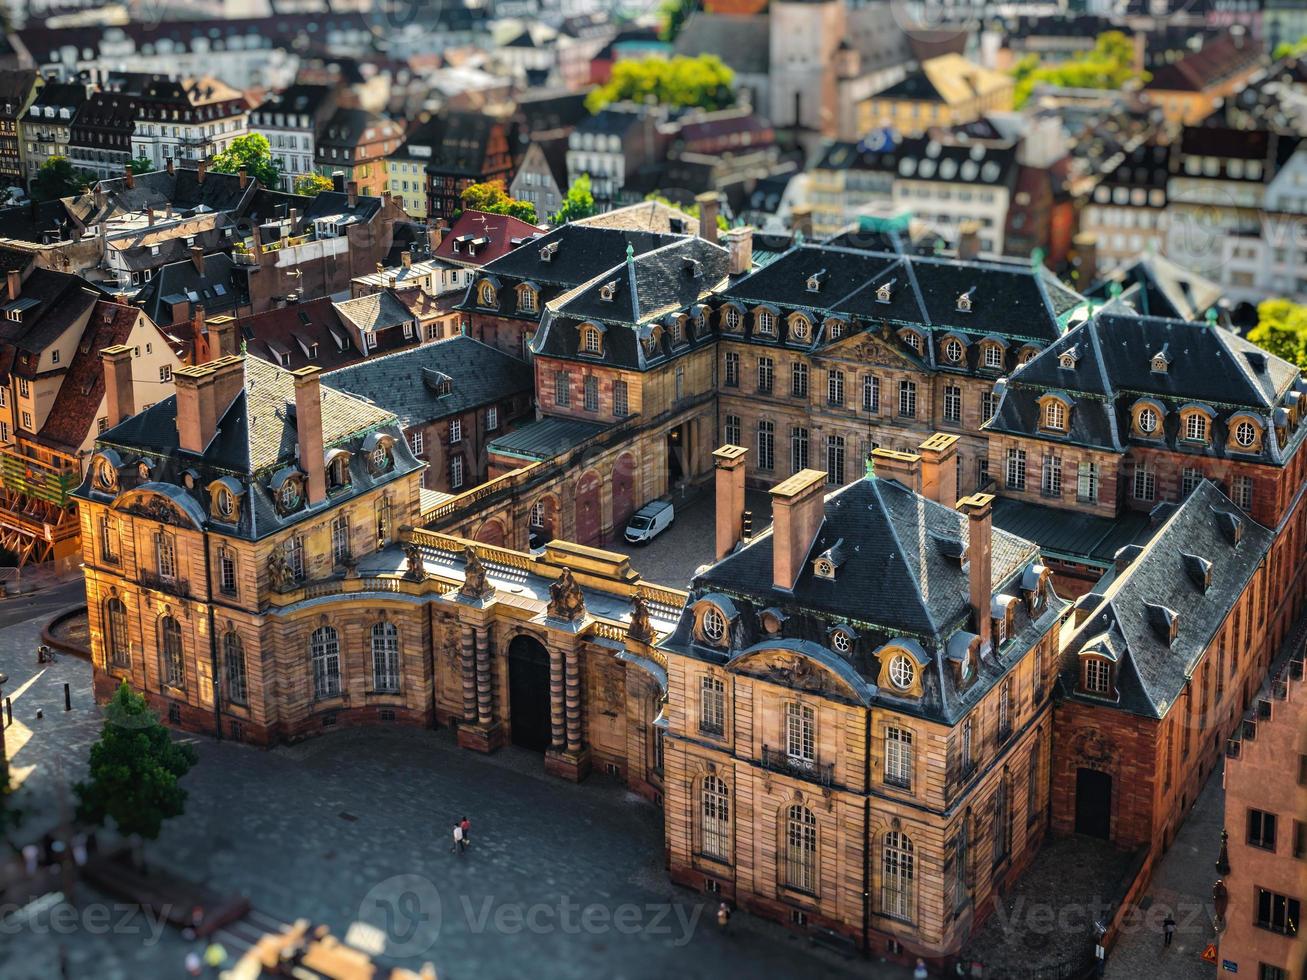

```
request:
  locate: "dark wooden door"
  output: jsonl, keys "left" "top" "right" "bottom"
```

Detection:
{"left": 508, "top": 635, "right": 552, "bottom": 752}
{"left": 1074, "top": 767, "right": 1112, "bottom": 840}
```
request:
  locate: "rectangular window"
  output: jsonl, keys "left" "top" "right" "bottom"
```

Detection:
{"left": 943, "top": 384, "right": 961, "bottom": 423}
{"left": 1181, "top": 467, "right": 1202, "bottom": 496}
{"left": 998, "top": 680, "right": 1012, "bottom": 739}
{"left": 826, "top": 435, "right": 845, "bottom": 486}
{"left": 1084, "top": 659, "right": 1111, "bottom": 694}
{"left": 584, "top": 375, "right": 599, "bottom": 412}
{"left": 486, "top": 405, "right": 499, "bottom": 430}
{"left": 1295, "top": 821, "right": 1305, "bottom": 860}
{"left": 1254, "top": 888, "right": 1300, "bottom": 935}
{"left": 159, "top": 365, "right": 172, "bottom": 382}
{"left": 1233, "top": 474, "right": 1253, "bottom": 511}
{"left": 898, "top": 379, "right": 917, "bottom": 418}
{"left": 863, "top": 375, "right": 880, "bottom": 413}
{"left": 449, "top": 418, "right": 462, "bottom": 443}
{"left": 981, "top": 389, "right": 998, "bottom": 421}
{"left": 785, "top": 702, "right": 815, "bottom": 764}
{"left": 554, "top": 371, "right": 570, "bottom": 407}
{"left": 286, "top": 536, "right": 304, "bottom": 581}
{"left": 757, "top": 420, "right": 774, "bottom": 471}
{"left": 1006, "top": 448, "right": 1027, "bottom": 490}
{"left": 884, "top": 726, "right": 913, "bottom": 789}
{"left": 100, "top": 515, "right": 119, "bottom": 564}
{"left": 790, "top": 362, "right": 807, "bottom": 398}
{"left": 18, "top": 378, "right": 28, "bottom": 397}
{"left": 219, "top": 549, "right": 237, "bottom": 595}
{"left": 1077, "top": 461, "right": 1099, "bottom": 502}
{"left": 1041, "top": 454, "right": 1062, "bottom": 496}
{"left": 1027, "top": 746, "right": 1040, "bottom": 822}
{"left": 21, "top": 411, "right": 31, "bottom": 429}
{"left": 790, "top": 426, "right": 809, "bottom": 473}
{"left": 613, "top": 381, "right": 628, "bottom": 417}
{"left": 1133, "top": 463, "right": 1155, "bottom": 501}
{"left": 724, "top": 351, "right": 739, "bottom": 387}
{"left": 450, "top": 455, "right": 464, "bottom": 489}
{"left": 724, "top": 413, "right": 740, "bottom": 447}
{"left": 757, "top": 357, "right": 773, "bottom": 394}
{"left": 961, "top": 717, "right": 973, "bottom": 773}
{"left": 155, "top": 532, "right": 175, "bottom": 580}
{"left": 408, "top": 430, "right": 424, "bottom": 456}
{"left": 700, "top": 675, "right": 725, "bottom": 736}
{"left": 827, "top": 369, "right": 844, "bottom": 406}
{"left": 331, "top": 515, "right": 350, "bottom": 564}
{"left": 1248, "top": 809, "right": 1278, "bottom": 851}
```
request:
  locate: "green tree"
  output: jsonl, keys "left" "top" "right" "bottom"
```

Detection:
{"left": 30, "top": 156, "right": 94, "bottom": 202}
{"left": 585, "top": 55, "right": 736, "bottom": 114}
{"left": 209, "top": 133, "right": 281, "bottom": 189}
{"left": 1013, "top": 31, "right": 1146, "bottom": 108}
{"left": 293, "top": 173, "right": 335, "bottom": 197}
{"left": 1248, "top": 298, "right": 1307, "bottom": 370}
{"left": 549, "top": 174, "right": 597, "bottom": 225}
{"left": 458, "top": 180, "right": 536, "bottom": 222}
{"left": 644, "top": 191, "right": 727, "bottom": 230}
{"left": 128, "top": 155, "right": 154, "bottom": 175}
{"left": 658, "top": 0, "right": 697, "bottom": 42}
{"left": 74, "top": 682, "right": 198, "bottom": 841}
{"left": 1273, "top": 35, "right": 1307, "bottom": 60}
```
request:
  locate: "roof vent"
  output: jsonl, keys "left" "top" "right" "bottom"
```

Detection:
{"left": 1244, "top": 350, "right": 1267, "bottom": 373}
{"left": 1151, "top": 344, "right": 1171, "bottom": 374}
{"left": 422, "top": 368, "right": 454, "bottom": 396}
{"left": 1144, "top": 603, "right": 1179, "bottom": 646}
{"left": 931, "top": 533, "right": 965, "bottom": 564}
{"left": 1113, "top": 544, "right": 1143, "bottom": 574}
{"left": 1180, "top": 552, "right": 1212, "bottom": 593}
{"left": 956, "top": 287, "right": 976, "bottom": 313}
{"left": 876, "top": 278, "right": 895, "bottom": 303}
{"left": 1213, "top": 507, "right": 1243, "bottom": 546}
{"left": 683, "top": 258, "right": 702, "bottom": 279}
{"left": 806, "top": 269, "right": 827, "bottom": 293}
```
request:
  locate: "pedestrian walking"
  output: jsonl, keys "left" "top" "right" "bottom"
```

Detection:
{"left": 716, "top": 901, "right": 731, "bottom": 932}
{"left": 451, "top": 822, "right": 464, "bottom": 854}
{"left": 460, "top": 816, "right": 471, "bottom": 849}
{"left": 1163, "top": 914, "right": 1176, "bottom": 947}
{"left": 914, "top": 957, "right": 929, "bottom": 979}
{"left": 184, "top": 950, "right": 203, "bottom": 976}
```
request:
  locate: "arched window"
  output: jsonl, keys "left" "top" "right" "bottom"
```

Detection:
{"left": 107, "top": 597, "right": 129, "bottom": 668}
{"left": 1136, "top": 406, "right": 1159, "bottom": 435}
{"left": 160, "top": 615, "right": 184, "bottom": 688}
{"left": 881, "top": 831, "right": 915, "bottom": 920}
{"left": 371, "top": 621, "right": 400, "bottom": 693}
{"left": 477, "top": 281, "right": 496, "bottom": 306}
{"left": 311, "top": 626, "right": 341, "bottom": 699}
{"left": 701, "top": 775, "right": 730, "bottom": 860}
{"left": 756, "top": 310, "right": 776, "bottom": 335}
{"left": 1044, "top": 401, "right": 1066, "bottom": 430}
{"left": 784, "top": 804, "right": 817, "bottom": 892}
{"left": 1184, "top": 412, "right": 1208, "bottom": 442}
{"left": 224, "top": 631, "right": 247, "bottom": 704}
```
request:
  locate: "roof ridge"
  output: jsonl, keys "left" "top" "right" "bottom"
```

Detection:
{"left": 868, "top": 478, "right": 938, "bottom": 635}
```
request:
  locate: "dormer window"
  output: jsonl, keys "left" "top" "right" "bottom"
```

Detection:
{"left": 943, "top": 338, "right": 963, "bottom": 363}
{"left": 327, "top": 450, "right": 351, "bottom": 489}
{"left": 277, "top": 478, "right": 303, "bottom": 512}
{"left": 756, "top": 309, "right": 777, "bottom": 336}
{"left": 876, "top": 280, "right": 894, "bottom": 304}
{"left": 581, "top": 322, "right": 604, "bottom": 355}
{"left": 888, "top": 654, "right": 915, "bottom": 690}
{"left": 902, "top": 330, "right": 923, "bottom": 354}
{"left": 1182, "top": 408, "right": 1211, "bottom": 443}
{"left": 1082, "top": 657, "right": 1112, "bottom": 695}
{"left": 669, "top": 319, "right": 684, "bottom": 346}
{"left": 814, "top": 558, "right": 834, "bottom": 578}
{"left": 701, "top": 606, "right": 726, "bottom": 644}
{"left": 1058, "top": 351, "right": 1078, "bottom": 370}
{"left": 825, "top": 317, "right": 846, "bottom": 340}
{"left": 1018, "top": 346, "right": 1040, "bottom": 366}
{"left": 828, "top": 626, "right": 855, "bottom": 654}
{"left": 1151, "top": 345, "right": 1171, "bottom": 374}
{"left": 518, "top": 285, "right": 538, "bottom": 313}
{"left": 806, "top": 269, "right": 827, "bottom": 292}
{"left": 722, "top": 306, "right": 741, "bottom": 331}
{"left": 1231, "top": 418, "right": 1260, "bottom": 450}
{"left": 789, "top": 314, "right": 810, "bottom": 341}
{"left": 1044, "top": 401, "right": 1066, "bottom": 431}
{"left": 1132, "top": 401, "right": 1164, "bottom": 437}
{"left": 956, "top": 288, "right": 976, "bottom": 313}
{"left": 540, "top": 242, "right": 559, "bottom": 262}
{"left": 476, "top": 280, "right": 496, "bottom": 307}
{"left": 599, "top": 281, "right": 618, "bottom": 303}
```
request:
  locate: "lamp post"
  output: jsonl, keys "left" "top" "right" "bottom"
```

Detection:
{"left": 0, "top": 671, "right": 9, "bottom": 784}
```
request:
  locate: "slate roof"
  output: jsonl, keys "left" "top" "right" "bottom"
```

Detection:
{"left": 486, "top": 416, "right": 611, "bottom": 461}
{"left": 1061, "top": 480, "right": 1274, "bottom": 718}
{"left": 135, "top": 252, "right": 244, "bottom": 326}
{"left": 0, "top": 268, "right": 100, "bottom": 361}
{"left": 315, "top": 107, "right": 403, "bottom": 157}
{"left": 991, "top": 496, "right": 1153, "bottom": 570}
{"left": 989, "top": 309, "right": 1306, "bottom": 462}
{"left": 81, "top": 355, "right": 420, "bottom": 542}
{"left": 226, "top": 298, "right": 358, "bottom": 373}
{"left": 1083, "top": 254, "right": 1222, "bottom": 322}
{"left": 672, "top": 13, "right": 770, "bottom": 75}
{"left": 334, "top": 291, "right": 416, "bottom": 334}
{"left": 1145, "top": 35, "right": 1261, "bottom": 93}
{"left": 67, "top": 166, "right": 252, "bottom": 227}
{"left": 324, "top": 335, "right": 533, "bottom": 429}
{"left": 664, "top": 475, "right": 1062, "bottom": 725}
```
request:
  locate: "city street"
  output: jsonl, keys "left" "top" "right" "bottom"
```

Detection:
{"left": 0, "top": 617, "right": 909, "bottom": 980}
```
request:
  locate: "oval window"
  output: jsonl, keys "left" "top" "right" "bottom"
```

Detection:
{"left": 888, "top": 653, "right": 916, "bottom": 690}
{"left": 702, "top": 607, "right": 726, "bottom": 643}
{"left": 1138, "top": 408, "right": 1158, "bottom": 434}
{"left": 1234, "top": 421, "right": 1257, "bottom": 447}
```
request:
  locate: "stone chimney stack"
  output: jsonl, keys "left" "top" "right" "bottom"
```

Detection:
{"left": 1073, "top": 232, "right": 1098, "bottom": 287}
{"left": 293, "top": 366, "right": 327, "bottom": 506}
{"left": 210, "top": 317, "right": 238, "bottom": 360}
{"left": 918, "top": 433, "right": 959, "bottom": 507}
{"left": 726, "top": 226, "right": 753, "bottom": 276}
{"left": 957, "top": 220, "right": 981, "bottom": 262}
{"left": 173, "top": 356, "right": 245, "bottom": 454}
{"left": 146, "top": 206, "right": 155, "bottom": 226}
{"left": 165, "top": 156, "right": 174, "bottom": 176}
{"left": 238, "top": 166, "right": 248, "bottom": 190}
{"left": 713, "top": 444, "right": 749, "bottom": 560}
{"left": 401, "top": 250, "right": 412, "bottom": 269}
{"left": 197, "top": 158, "right": 207, "bottom": 184}
{"left": 191, "top": 305, "right": 205, "bottom": 353}
{"left": 790, "top": 205, "right": 813, "bottom": 241}
{"left": 347, "top": 181, "right": 358, "bottom": 209}
{"left": 769, "top": 469, "right": 827, "bottom": 592}
{"left": 100, "top": 345, "right": 135, "bottom": 428}
{"left": 871, "top": 447, "right": 921, "bottom": 493}
{"left": 123, "top": 163, "right": 134, "bottom": 189}
{"left": 958, "top": 492, "right": 995, "bottom": 655}
{"left": 6, "top": 269, "right": 20, "bottom": 301}
{"left": 428, "top": 220, "right": 447, "bottom": 253}
{"left": 695, "top": 192, "right": 719, "bottom": 245}
{"left": 190, "top": 245, "right": 204, "bottom": 273}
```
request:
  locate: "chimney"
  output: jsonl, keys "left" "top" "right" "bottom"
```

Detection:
{"left": 123, "top": 163, "right": 134, "bottom": 189}
{"left": 238, "top": 166, "right": 248, "bottom": 190}
{"left": 197, "top": 158, "right": 207, "bottom": 184}
{"left": 713, "top": 444, "right": 749, "bottom": 559}
{"left": 251, "top": 224, "right": 263, "bottom": 256}
{"left": 768, "top": 469, "right": 827, "bottom": 592}
{"left": 100, "top": 345, "right": 135, "bottom": 427}
{"left": 957, "top": 220, "right": 981, "bottom": 262}
{"left": 209, "top": 316, "right": 238, "bottom": 360}
{"left": 173, "top": 355, "right": 245, "bottom": 454}
{"left": 6, "top": 269, "right": 20, "bottom": 301}
{"left": 190, "top": 245, "right": 204, "bottom": 273}
{"left": 695, "top": 191, "right": 719, "bottom": 245}
{"left": 870, "top": 447, "right": 921, "bottom": 494}
{"left": 401, "top": 250, "right": 412, "bottom": 269}
{"left": 790, "top": 205, "right": 813, "bottom": 241}
{"left": 726, "top": 226, "right": 753, "bottom": 276}
{"left": 191, "top": 304, "right": 205, "bottom": 354}
{"left": 958, "top": 492, "right": 994, "bottom": 655}
{"left": 293, "top": 367, "right": 327, "bottom": 506}
{"left": 331, "top": 171, "right": 346, "bottom": 193}
{"left": 428, "top": 220, "right": 446, "bottom": 252}
{"left": 146, "top": 206, "right": 155, "bottom": 226}
{"left": 347, "top": 181, "right": 358, "bottom": 208}
{"left": 165, "top": 156, "right": 174, "bottom": 176}
{"left": 289, "top": 208, "right": 301, "bottom": 227}
{"left": 918, "top": 433, "right": 959, "bottom": 507}
{"left": 1073, "top": 232, "right": 1098, "bottom": 287}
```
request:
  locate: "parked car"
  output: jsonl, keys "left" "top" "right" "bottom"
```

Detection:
{"left": 624, "top": 500, "right": 674, "bottom": 544}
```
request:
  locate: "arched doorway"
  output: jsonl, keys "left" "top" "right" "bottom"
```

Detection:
{"left": 611, "top": 453, "right": 636, "bottom": 535}
{"left": 1074, "top": 768, "right": 1112, "bottom": 840}
{"left": 508, "top": 635, "right": 552, "bottom": 751}
{"left": 475, "top": 518, "right": 506, "bottom": 547}
{"left": 574, "top": 470, "right": 601, "bottom": 546}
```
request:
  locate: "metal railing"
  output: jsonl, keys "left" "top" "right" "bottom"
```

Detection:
{"left": 761, "top": 746, "right": 834, "bottom": 788}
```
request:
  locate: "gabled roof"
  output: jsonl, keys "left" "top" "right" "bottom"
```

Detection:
{"left": 0, "top": 268, "right": 100, "bottom": 360}
{"left": 66, "top": 165, "right": 251, "bottom": 227}
{"left": 226, "top": 298, "right": 358, "bottom": 373}
{"left": 431, "top": 209, "right": 543, "bottom": 268}
{"left": 135, "top": 252, "right": 243, "bottom": 326}
{"left": 334, "top": 290, "right": 417, "bottom": 334}
{"left": 1063, "top": 481, "right": 1274, "bottom": 718}
{"left": 1084, "top": 253, "right": 1221, "bottom": 322}
{"left": 1145, "top": 35, "right": 1262, "bottom": 93}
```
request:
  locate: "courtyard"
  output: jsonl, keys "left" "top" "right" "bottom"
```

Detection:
{"left": 0, "top": 616, "right": 897, "bottom": 979}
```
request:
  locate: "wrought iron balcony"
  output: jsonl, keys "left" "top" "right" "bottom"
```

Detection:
{"left": 761, "top": 745, "right": 834, "bottom": 788}
{"left": 139, "top": 571, "right": 191, "bottom": 598}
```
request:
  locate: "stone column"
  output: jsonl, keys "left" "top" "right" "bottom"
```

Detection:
{"left": 474, "top": 626, "right": 493, "bottom": 726}
{"left": 459, "top": 625, "right": 476, "bottom": 724}
{"left": 549, "top": 645, "right": 565, "bottom": 751}
{"left": 564, "top": 645, "right": 582, "bottom": 754}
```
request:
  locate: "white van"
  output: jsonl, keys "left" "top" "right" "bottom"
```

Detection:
{"left": 624, "top": 500, "right": 674, "bottom": 544}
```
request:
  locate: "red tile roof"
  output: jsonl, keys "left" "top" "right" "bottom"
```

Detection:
{"left": 431, "top": 209, "right": 543, "bottom": 268}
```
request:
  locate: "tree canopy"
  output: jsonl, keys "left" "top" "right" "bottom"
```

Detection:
{"left": 658, "top": 0, "right": 697, "bottom": 43}
{"left": 1274, "top": 35, "right": 1307, "bottom": 60}
{"left": 644, "top": 192, "right": 727, "bottom": 230}
{"left": 74, "top": 682, "right": 198, "bottom": 840}
{"left": 1248, "top": 298, "right": 1307, "bottom": 370}
{"left": 585, "top": 55, "right": 736, "bottom": 114}
{"left": 128, "top": 155, "right": 154, "bottom": 175}
{"left": 459, "top": 180, "right": 536, "bottom": 222}
{"left": 30, "top": 156, "right": 95, "bottom": 202}
{"left": 549, "top": 174, "right": 597, "bottom": 225}
{"left": 293, "top": 173, "right": 335, "bottom": 197}
{"left": 209, "top": 133, "right": 281, "bottom": 189}
{"left": 1012, "top": 32, "right": 1146, "bottom": 108}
